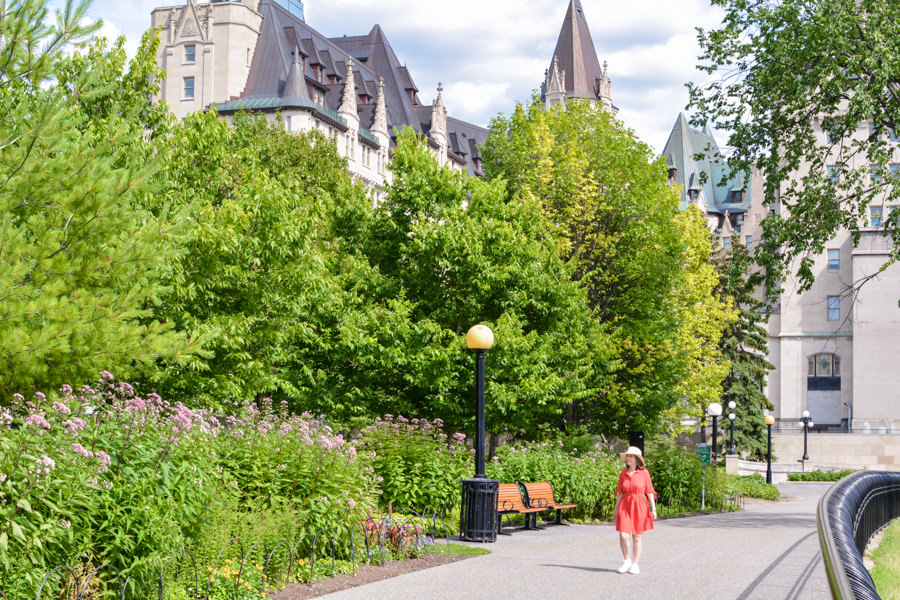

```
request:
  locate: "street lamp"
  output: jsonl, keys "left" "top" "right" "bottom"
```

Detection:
{"left": 460, "top": 325, "right": 499, "bottom": 542}
{"left": 765, "top": 415, "right": 775, "bottom": 484}
{"left": 728, "top": 400, "right": 737, "bottom": 455}
{"left": 708, "top": 403, "right": 722, "bottom": 462}
{"left": 799, "top": 410, "right": 814, "bottom": 462}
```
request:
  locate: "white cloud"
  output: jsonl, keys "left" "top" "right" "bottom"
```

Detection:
{"left": 80, "top": 0, "right": 727, "bottom": 154}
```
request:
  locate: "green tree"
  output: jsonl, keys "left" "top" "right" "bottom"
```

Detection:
{"left": 482, "top": 99, "right": 733, "bottom": 436}
{"left": 715, "top": 241, "right": 775, "bottom": 461}
{"left": 688, "top": 0, "right": 900, "bottom": 294}
{"left": 142, "top": 111, "right": 370, "bottom": 406}
{"left": 346, "top": 128, "right": 610, "bottom": 436}
{"left": 0, "top": 3, "right": 198, "bottom": 397}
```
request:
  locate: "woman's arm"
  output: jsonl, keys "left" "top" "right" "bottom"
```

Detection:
{"left": 647, "top": 492, "right": 657, "bottom": 519}
{"left": 613, "top": 493, "right": 624, "bottom": 517}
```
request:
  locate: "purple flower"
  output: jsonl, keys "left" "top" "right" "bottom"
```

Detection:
{"left": 25, "top": 413, "right": 51, "bottom": 430}
{"left": 95, "top": 451, "right": 111, "bottom": 473}
{"left": 452, "top": 432, "right": 466, "bottom": 441}
{"left": 52, "top": 402, "right": 71, "bottom": 415}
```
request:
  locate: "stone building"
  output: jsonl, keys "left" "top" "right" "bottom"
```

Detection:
{"left": 149, "top": 0, "right": 488, "bottom": 201}
{"left": 661, "top": 112, "right": 900, "bottom": 437}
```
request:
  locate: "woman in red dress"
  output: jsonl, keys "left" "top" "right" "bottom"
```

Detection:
{"left": 612, "top": 446, "right": 656, "bottom": 575}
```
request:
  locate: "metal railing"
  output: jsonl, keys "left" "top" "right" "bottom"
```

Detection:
{"left": 817, "top": 470, "right": 900, "bottom": 600}
{"left": 24, "top": 507, "right": 452, "bottom": 600}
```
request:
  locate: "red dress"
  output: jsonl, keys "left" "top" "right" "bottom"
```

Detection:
{"left": 615, "top": 468, "right": 656, "bottom": 534}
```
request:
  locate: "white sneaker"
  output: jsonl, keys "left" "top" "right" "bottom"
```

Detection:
{"left": 628, "top": 563, "right": 640, "bottom": 575}
{"left": 616, "top": 559, "right": 632, "bottom": 574}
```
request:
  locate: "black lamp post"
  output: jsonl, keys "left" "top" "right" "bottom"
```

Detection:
{"left": 708, "top": 403, "right": 722, "bottom": 462}
{"left": 459, "top": 325, "right": 499, "bottom": 542}
{"left": 765, "top": 415, "right": 775, "bottom": 484}
{"left": 727, "top": 400, "right": 737, "bottom": 455}
{"left": 800, "top": 410, "right": 814, "bottom": 462}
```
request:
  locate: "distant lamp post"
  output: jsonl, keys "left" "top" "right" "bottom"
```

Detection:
{"left": 800, "top": 410, "right": 814, "bottom": 462}
{"left": 460, "top": 324, "right": 499, "bottom": 542}
{"left": 708, "top": 403, "right": 723, "bottom": 462}
{"left": 844, "top": 402, "right": 853, "bottom": 433}
{"left": 728, "top": 400, "right": 737, "bottom": 455}
{"left": 765, "top": 415, "right": 775, "bottom": 484}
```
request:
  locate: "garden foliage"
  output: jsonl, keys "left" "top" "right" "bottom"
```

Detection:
{"left": 0, "top": 374, "right": 373, "bottom": 598}
{"left": 486, "top": 440, "right": 620, "bottom": 520}
{"left": 357, "top": 415, "right": 472, "bottom": 513}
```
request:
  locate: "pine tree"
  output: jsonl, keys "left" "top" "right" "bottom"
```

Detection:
{"left": 715, "top": 241, "right": 775, "bottom": 461}
{"left": 0, "top": 4, "right": 200, "bottom": 396}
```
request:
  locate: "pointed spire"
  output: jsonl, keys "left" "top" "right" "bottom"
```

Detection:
{"left": 548, "top": 0, "right": 606, "bottom": 103}
{"left": 431, "top": 82, "right": 447, "bottom": 141}
{"left": 282, "top": 46, "right": 309, "bottom": 100}
{"left": 339, "top": 57, "right": 357, "bottom": 117}
{"left": 371, "top": 77, "right": 388, "bottom": 139}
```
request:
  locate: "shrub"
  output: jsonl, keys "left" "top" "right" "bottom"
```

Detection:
{"left": 788, "top": 469, "right": 856, "bottom": 482}
{"left": 357, "top": 415, "right": 471, "bottom": 513}
{"left": 724, "top": 474, "right": 779, "bottom": 500}
{"left": 0, "top": 373, "right": 376, "bottom": 598}
{"left": 645, "top": 437, "right": 728, "bottom": 513}
{"left": 486, "top": 440, "right": 620, "bottom": 520}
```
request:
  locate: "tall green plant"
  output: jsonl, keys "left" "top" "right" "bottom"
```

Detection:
{"left": 0, "top": 7, "right": 200, "bottom": 397}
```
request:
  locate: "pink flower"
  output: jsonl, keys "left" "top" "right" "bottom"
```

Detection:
{"left": 347, "top": 498, "right": 356, "bottom": 509}
{"left": 52, "top": 402, "right": 71, "bottom": 416}
{"left": 72, "top": 443, "right": 93, "bottom": 459}
{"left": 452, "top": 432, "right": 466, "bottom": 441}
{"left": 25, "top": 413, "right": 50, "bottom": 430}
{"left": 95, "top": 451, "right": 111, "bottom": 473}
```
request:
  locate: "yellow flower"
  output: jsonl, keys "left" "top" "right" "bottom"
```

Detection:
{"left": 256, "top": 563, "right": 263, "bottom": 570}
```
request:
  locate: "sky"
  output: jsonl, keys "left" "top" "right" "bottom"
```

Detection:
{"left": 74, "top": 0, "right": 727, "bottom": 155}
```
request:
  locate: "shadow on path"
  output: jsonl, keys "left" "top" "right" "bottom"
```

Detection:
{"left": 736, "top": 532, "right": 820, "bottom": 600}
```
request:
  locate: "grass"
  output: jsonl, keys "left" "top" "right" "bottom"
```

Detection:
{"left": 870, "top": 519, "right": 900, "bottom": 599}
{"left": 436, "top": 543, "right": 491, "bottom": 556}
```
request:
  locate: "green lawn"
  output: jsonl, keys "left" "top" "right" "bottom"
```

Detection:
{"left": 870, "top": 519, "right": 900, "bottom": 599}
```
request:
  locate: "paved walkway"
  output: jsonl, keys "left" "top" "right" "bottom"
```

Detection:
{"left": 318, "top": 482, "right": 833, "bottom": 600}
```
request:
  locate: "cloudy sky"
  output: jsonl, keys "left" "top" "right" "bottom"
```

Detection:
{"left": 72, "top": 0, "right": 726, "bottom": 155}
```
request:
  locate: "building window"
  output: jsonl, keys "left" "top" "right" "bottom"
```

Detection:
{"left": 745, "top": 235, "right": 753, "bottom": 249}
{"left": 827, "top": 249, "right": 839, "bottom": 270}
{"left": 891, "top": 164, "right": 900, "bottom": 179}
{"left": 723, "top": 236, "right": 732, "bottom": 250}
{"left": 184, "top": 44, "right": 195, "bottom": 63}
{"left": 870, "top": 206, "right": 883, "bottom": 226}
{"left": 183, "top": 76, "right": 195, "bottom": 100}
{"left": 731, "top": 190, "right": 743, "bottom": 203}
{"left": 827, "top": 296, "right": 840, "bottom": 321}
{"left": 890, "top": 128, "right": 900, "bottom": 143}
{"left": 809, "top": 353, "right": 840, "bottom": 377}
{"left": 827, "top": 165, "right": 840, "bottom": 182}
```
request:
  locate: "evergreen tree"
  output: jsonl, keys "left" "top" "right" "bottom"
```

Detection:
{"left": 715, "top": 241, "right": 775, "bottom": 461}
{"left": 0, "top": 3, "right": 199, "bottom": 396}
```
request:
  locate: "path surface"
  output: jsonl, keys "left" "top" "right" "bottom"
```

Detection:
{"left": 317, "top": 482, "right": 833, "bottom": 600}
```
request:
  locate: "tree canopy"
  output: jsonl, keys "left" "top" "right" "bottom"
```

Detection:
{"left": 689, "top": 0, "right": 900, "bottom": 294}
{"left": 483, "top": 99, "right": 733, "bottom": 435}
{"left": 0, "top": 3, "right": 200, "bottom": 397}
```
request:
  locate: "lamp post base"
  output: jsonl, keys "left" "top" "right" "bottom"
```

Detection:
{"left": 460, "top": 478, "right": 499, "bottom": 542}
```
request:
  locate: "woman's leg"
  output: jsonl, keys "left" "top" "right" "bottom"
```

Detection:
{"left": 632, "top": 533, "right": 643, "bottom": 564}
{"left": 618, "top": 531, "right": 632, "bottom": 560}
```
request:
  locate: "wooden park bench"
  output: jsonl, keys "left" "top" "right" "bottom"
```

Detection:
{"left": 521, "top": 481, "right": 577, "bottom": 525}
{"left": 497, "top": 482, "right": 547, "bottom": 533}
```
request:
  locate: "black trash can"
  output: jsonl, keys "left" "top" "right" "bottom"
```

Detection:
{"left": 629, "top": 431, "right": 645, "bottom": 454}
{"left": 459, "top": 478, "right": 499, "bottom": 542}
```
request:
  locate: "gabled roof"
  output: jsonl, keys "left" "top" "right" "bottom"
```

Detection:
{"left": 548, "top": 0, "right": 605, "bottom": 101}
{"left": 662, "top": 112, "right": 749, "bottom": 213}
{"left": 212, "top": 1, "right": 488, "bottom": 176}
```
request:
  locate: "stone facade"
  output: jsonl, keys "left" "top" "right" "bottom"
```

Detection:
{"left": 150, "top": 0, "right": 488, "bottom": 202}
{"left": 662, "top": 112, "right": 900, "bottom": 435}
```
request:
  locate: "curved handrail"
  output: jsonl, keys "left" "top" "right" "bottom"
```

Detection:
{"left": 817, "top": 470, "right": 900, "bottom": 600}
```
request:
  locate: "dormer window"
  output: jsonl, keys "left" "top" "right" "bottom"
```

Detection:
{"left": 688, "top": 189, "right": 699, "bottom": 202}
{"left": 731, "top": 190, "right": 743, "bottom": 203}
{"left": 184, "top": 44, "right": 196, "bottom": 63}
